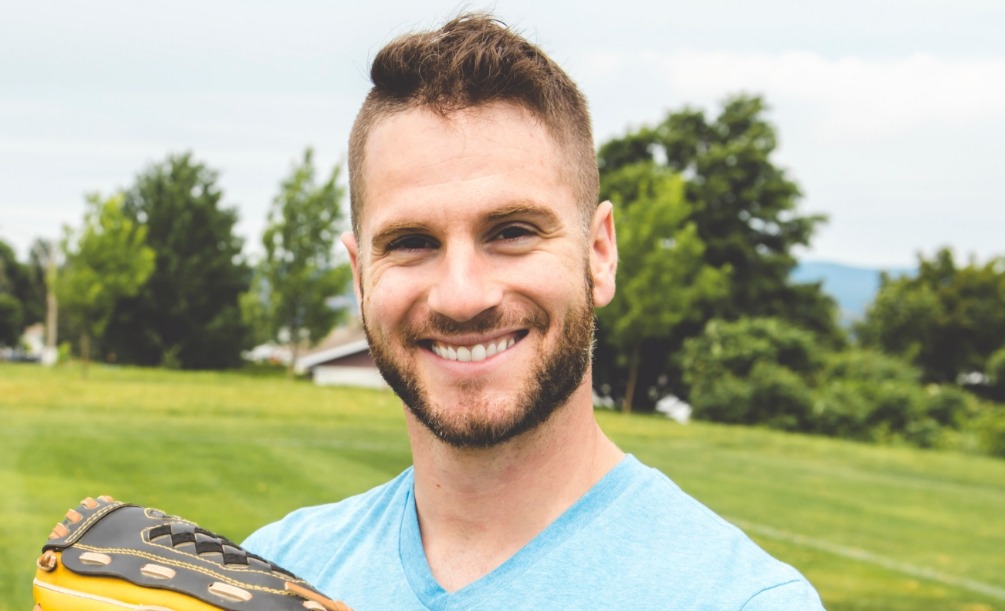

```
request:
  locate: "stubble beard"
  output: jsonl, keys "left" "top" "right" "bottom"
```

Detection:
{"left": 361, "top": 274, "right": 596, "bottom": 450}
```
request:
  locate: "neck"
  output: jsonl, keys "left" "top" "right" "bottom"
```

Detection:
{"left": 406, "top": 382, "right": 624, "bottom": 592}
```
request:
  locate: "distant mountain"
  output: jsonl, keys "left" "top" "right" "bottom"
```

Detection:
{"left": 792, "top": 261, "right": 914, "bottom": 322}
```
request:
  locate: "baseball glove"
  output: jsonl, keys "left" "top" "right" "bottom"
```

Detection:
{"left": 33, "top": 495, "right": 351, "bottom": 610}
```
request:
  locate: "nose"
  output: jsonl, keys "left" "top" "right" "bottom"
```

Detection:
{"left": 426, "top": 244, "right": 503, "bottom": 323}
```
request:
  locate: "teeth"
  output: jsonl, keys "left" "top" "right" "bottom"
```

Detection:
{"left": 433, "top": 337, "right": 517, "bottom": 362}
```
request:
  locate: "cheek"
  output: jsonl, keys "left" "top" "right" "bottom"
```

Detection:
{"left": 363, "top": 267, "right": 427, "bottom": 326}
{"left": 509, "top": 256, "right": 589, "bottom": 311}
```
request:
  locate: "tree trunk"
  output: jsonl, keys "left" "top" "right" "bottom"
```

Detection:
{"left": 622, "top": 345, "right": 640, "bottom": 414}
{"left": 80, "top": 331, "right": 90, "bottom": 379}
{"left": 43, "top": 284, "right": 58, "bottom": 366}
{"left": 287, "top": 326, "right": 300, "bottom": 378}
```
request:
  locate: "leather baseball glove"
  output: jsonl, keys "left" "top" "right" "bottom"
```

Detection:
{"left": 33, "top": 495, "right": 351, "bottom": 610}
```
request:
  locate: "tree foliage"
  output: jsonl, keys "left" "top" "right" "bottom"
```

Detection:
{"left": 0, "top": 239, "right": 44, "bottom": 344}
{"left": 253, "top": 148, "right": 351, "bottom": 372}
{"left": 0, "top": 241, "right": 23, "bottom": 346}
{"left": 596, "top": 164, "right": 728, "bottom": 411}
{"left": 987, "top": 346, "right": 1005, "bottom": 402}
{"left": 681, "top": 317, "right": 991, "bottom": 451}
{"left": 598, "top": 94, "right": 838, "bottom": 339}
{"left": 857, "top": 248, "right": 1005, "bottom": 384}
{"left": 593, "top": 94, "right": 839, "bottom": 409}
{"left": 106, "top": 153, "right": 250, "bottom": 369}
{"left": 681, "top": 317, "right": 821, "bottom": 430}
{"left": 0, "top": 294, "right": 22, "bottom": 347}
{"left": 57, "top": 193, "right": 155, "bottom": 368}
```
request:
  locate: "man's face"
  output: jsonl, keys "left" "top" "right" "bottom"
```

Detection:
{"left": 344, "top": 102, "right": 616, "bottom": 449}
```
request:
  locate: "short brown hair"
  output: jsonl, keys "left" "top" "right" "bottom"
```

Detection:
{"left": 348, "top": 12, "right": 599, "bottom": 236}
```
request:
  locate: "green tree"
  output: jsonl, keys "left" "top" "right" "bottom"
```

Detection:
{"left": 255, "top": 148, "right": 351, "bottom": 374}
{"left": 987, "top": 346, "right": 1005, "bottom": 402}
{"left": 593, "top": 95, "right": 838, "bottom": 409}
{"left": 0, "top": 239, "right": 43, "bottom": 344}
{"left": 811, "top": 349, "right": 928, "bottom": 442}
{"left": 858, "top": 248, "right": 1005, "bottom": 384}
{"left": 596, "top": 164, "right": 728, "bottom": 412}
{"left": 681, "top": 317, "right": 822, "bottom": 431}
{"left": 598, "top": 95, "right": 838, "bottom": 339}
{"left": 57, "top": 193, "right": 155, "bottom": 371}
{"left": 0, "top": 294, "right": 22, "bottom": 347}
{"left": 106, "top": 153, "right": 251, "bottom": 369}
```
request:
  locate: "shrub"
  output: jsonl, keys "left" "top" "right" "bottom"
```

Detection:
{"left": 985, "top": 345, "right": 1005, "bottom": 402}
{"left": 976, "top": 407, "right": 1005, "bottom": 458}
{"left": 682, "top": 318, "right": 819, "bottom": 430}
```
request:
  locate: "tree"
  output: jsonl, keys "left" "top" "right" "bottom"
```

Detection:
{"left": 598, "top": 95, "right": 838, "bottom": 339}
{"left": 596, "top": 163, "right": 728, "bottom": 411}
{"left": 987, "top": 346, "right": 1005, "bottom": 402}
{"left": 681, "top": 317, "right": 822, "bottom": 431}
{"left": 105, "top": 153, "right": 251, "bottom": 369}
{"left": 593, "top": 95, "right": 839, "bottom": 409}
{"left": 57, "top": 193, "right": 155, "bottom": 371}
{"left": 858, "top": 248, "right": 1005, "bottom": 384}
{"left": 0, "top": 238, "right": 43, "bottom": 344}
{"left": 255, "top": 148, "right": 351, "bottom": 373}
{"left": 0, "top": 294, "right": 22, "bottom": 347}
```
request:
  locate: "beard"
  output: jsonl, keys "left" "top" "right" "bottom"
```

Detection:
{"left": 361, "top": 274, "right": 596, "bottom": 449}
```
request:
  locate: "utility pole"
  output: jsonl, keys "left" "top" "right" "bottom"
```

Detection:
{"left": 42, "top": 239, "right": 58, "bottom": 366}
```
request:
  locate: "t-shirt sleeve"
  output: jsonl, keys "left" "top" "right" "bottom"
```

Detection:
{"left": 740, "top": 578, "right": 826, "bottom": 610}
{"left": 241, "top": 520, "right": 283, "bottom": 560}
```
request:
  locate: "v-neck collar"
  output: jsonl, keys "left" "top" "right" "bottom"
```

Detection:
{"left": 398, "top": 455, "right": 639, "bottom": 609}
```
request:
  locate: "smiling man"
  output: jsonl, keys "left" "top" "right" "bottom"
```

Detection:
{"left": 243, "top": 13, "right": 824, "bottom": 609}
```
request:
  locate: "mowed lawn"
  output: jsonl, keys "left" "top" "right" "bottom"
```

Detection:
{"left": 1, "top": 364, "right": 1004, "bottom": 610}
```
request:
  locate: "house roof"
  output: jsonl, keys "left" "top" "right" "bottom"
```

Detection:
{"left": 296, "top": 324, "right": 372, "bottom": 371}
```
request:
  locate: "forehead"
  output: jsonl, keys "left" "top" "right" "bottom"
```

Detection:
{"left": 357, "top": 102, "right": 578, "bottom": 236}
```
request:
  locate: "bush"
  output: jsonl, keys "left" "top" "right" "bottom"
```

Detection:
{"left": 986, "top": 345, "right": 1005, "bottom": 402}
{"left": 975, "top": 407, "right": 1005, "bottom": 458}
{"left": 681, "top": 317, "right": 1003, "bottom": 457}
{"left": 925, "top": 384, "right": 981, "bottom": 428}
{"left": 811, "top": 377, "right": 931, "bottom": 445}
{"left": 817, "top": 350, "right": 929, "bottom": 442}
{"left": 682, "top": 318, "right": 819, "bottom": 430}
{"left": 811, "top": 350, "right": 987, "bottom": 448}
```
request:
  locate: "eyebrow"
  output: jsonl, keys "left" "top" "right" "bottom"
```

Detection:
{"left": 370, "top": 221, "right": 432, "bottom": 250}
{"left": 482, "top": 202, "right": 562, "bottom": 227}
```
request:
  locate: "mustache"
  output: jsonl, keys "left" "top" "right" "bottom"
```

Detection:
{"left": 401, "top": 307, "right": 548, "bottom": 342}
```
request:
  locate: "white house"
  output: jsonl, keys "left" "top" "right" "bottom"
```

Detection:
{"left": 296, "top": 326, "right": 387, "bottom": 389}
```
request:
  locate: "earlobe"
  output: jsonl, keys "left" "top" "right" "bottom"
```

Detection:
{"left": 589, "top": 201, "right": 617, "bottom": 307}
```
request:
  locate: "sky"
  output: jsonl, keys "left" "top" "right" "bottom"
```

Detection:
{"left": 2, "top": 0, "right": 1002, "bottom": 269}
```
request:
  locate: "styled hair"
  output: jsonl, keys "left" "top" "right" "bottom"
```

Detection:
{"left": 347, "top": 12, "right": 599, "bottom": 235}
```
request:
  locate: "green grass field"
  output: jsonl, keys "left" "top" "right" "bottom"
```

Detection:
{"left": 2, "top": 363, "right": 1003, "bottom": 610}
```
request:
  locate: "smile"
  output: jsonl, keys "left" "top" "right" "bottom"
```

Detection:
{"left": 430, "top": 334, "right": 522, "bottom": 363}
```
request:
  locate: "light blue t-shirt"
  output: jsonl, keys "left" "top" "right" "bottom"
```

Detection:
{"left": 243, "top": 455, "right": 823, "bottom": 610}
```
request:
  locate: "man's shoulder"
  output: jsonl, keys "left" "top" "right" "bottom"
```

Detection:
{"left": 580, "top": 455, "right": 823, "bottom": 608}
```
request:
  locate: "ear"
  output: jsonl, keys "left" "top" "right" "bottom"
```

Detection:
{"left": 341, "top": 231, "right": 363, "bottom": 307}
{"left": 588, "top": 201, "right": 617, "bottom": 308}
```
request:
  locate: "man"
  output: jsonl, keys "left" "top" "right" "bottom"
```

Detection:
{"left": 244, "top": 13, "right": 824, "bottom": 609}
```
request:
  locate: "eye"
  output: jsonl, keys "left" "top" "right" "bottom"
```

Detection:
{"left": 387, "top": 234, "right": 438, "bottom": 252}
{"left": 492, "top": 224, "right": 536, "bottom": 242}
